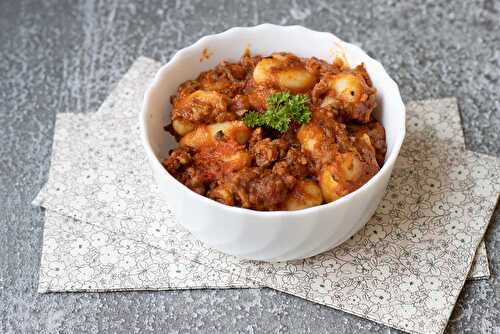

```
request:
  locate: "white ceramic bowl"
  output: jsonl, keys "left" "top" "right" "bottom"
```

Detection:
{"left": 141, "top": 24, "right": 405, "bottom": 261}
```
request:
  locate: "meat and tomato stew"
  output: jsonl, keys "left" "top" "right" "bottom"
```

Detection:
{"left": 162, "top": 51, "right": 386, "bottom": 211}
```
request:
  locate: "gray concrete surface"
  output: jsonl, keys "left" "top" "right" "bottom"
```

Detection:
{"left": 1, "top": 0, "right": 499, "bottom": 333}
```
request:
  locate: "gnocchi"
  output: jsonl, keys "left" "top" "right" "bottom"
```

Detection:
{"left": 195, "top": 141, "right": 252, "bottom": 178}
{"left": 172, "top": 90, "right": 233, "bottom": 127}
{"left": 314, "top": 65, "right": 377, "bottom": 123}
{"left": 319, "top": 166, "right": 346, "bottom": 203}
{"left": 253, "top": 53, "right": 317, "bottom": 93}
{"left": 172, "top": 118, "right": 196, "bottom": 136}
{"left": 319, "top": 150, "right": 379, "bottom": 203}
{"left": 179, "top": 121, "right": 252, "bottom": 148}
{"left": 286, "top": 180, "right": 323, "bottom": 210}
{"left": 296, "top": 122, "right": 338, "bottom": 165}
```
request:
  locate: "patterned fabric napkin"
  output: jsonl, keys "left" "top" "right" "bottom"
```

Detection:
{"left": 39, "top": 209, "right": 259, "bottom": 292}
{"left": 38, "top": 206, "right": 489, "bottom": 293}
{"left": 35, "top": 58, "right": 499, "bottom": 334}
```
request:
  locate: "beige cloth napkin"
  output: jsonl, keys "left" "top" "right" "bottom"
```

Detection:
{"left": 39, "top": 209, "right": 259, "bottom": 292}
{"left": 35, "top": 58, "right": 499, "bottom": 334}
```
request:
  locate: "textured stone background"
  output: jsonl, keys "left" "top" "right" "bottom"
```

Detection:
{"left": 1, "top": 0, "right": 499, "bottom": 333}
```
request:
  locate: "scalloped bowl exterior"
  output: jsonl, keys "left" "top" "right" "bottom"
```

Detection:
{"left": 140, "top": 24, "right": 405, "bottom": 261}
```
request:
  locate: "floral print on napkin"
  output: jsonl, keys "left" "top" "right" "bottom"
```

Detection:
{"left": 39, "top": 210, "right": 259, "bottom": 292}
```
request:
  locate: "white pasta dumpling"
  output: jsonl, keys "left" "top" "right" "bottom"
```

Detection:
{"left": 358, "top": 132, "right": 372, "bottom": 146}
{"left": 318, "top": 165, "right": 348, "bottom": 203}
{"left": 327, "top": 72, "right": 367, "bottom": 104}
{"left": 201, "top": 145, "right": 251, "bottom": 175}
{"left": 277, "top": 68, "right": 316, "bottom": 93}
{"left": 253, "top": 58, "right": 277, "bottom": 84}
{"left": 253, "top": 54, "right": 316, "bottom": 93}
{"left": 316, "top": 65, "right": 377, "bottom": 123}
{"left": 297, "top": 123, "right": 336, "bottom": 164}
{"left": 286, "top": 180, "right": 323, "bottom": 210}
{"left": 176, "top": 90, "right": 227, "bottom": 111}
{"left": 179, "top": 121, "right": 252, "bottom": 148}
{"left": 209, "top": 121, "right": 252, "bottom": 144}
{"left": 319, "top": 150, "right": 378, "bottom": 203}
{"left": 336, "top": 152, "right": 366, "bottom": 183}
{"left": 319, "top": 72, "right": 368, "bottom": 111}
{"left": 195, "top": 141, "right": 252, "bottom": 182}
{"left": 353, "top": 134, "right": 379, "bottom": 169}
{"left": 172, "top": 118, "right": 196, "bottom": 136}
{"left": 172, "top": 90, "right": 231, "bottom": 125}
{"left": 220, "top": 150, "right": 251, "bottom": 171}
{"left": 297, "top": 123, "right": 322, "bottom": 154}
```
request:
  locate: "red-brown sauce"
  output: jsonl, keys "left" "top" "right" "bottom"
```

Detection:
{"left": 163, "top": 51, "right": 386, "bottom": 211}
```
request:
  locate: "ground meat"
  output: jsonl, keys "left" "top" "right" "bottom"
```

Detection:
{"left": 250, "top": 138, "right": 288, "bottom": 167}
{"left": 198, "top": 65, "right": 245, "bottom": 97}
{"left": 230, "top": 94, "right": 251, "bottom": 116}
{"left": 249, "top": 127, "right": 264, "bottom": 146}
{"left": 310, "top": 78, "right": 331, "bottom": 104}
{"left": 352, "top": 135, "right": 380, "bottom": 175}
{"left": 170, "top": 80, "right": 200, "bottom": 106}
{"left": 207, "top": 167, "right": 260, "bottom": 208}
{"left": 245, "top": 84, "right": 277, "bottom": 112}
{"left": 162, "top": 147, "right": 193, "bottom": 177}
{"left": 180, "top": 167, "right": 207, "bottom": 195}
{"left": 208, "top": 167, "right": 293, "bottom": 210}
{"left": 305, "top": 57, "right": 343, "bottom": 78}
{"left": 240, "top": 51, "right": 262, "bottom": 72}
{"left": 347, "top": 120, "right": 387, "bottom": 166}
{"left": 218, "top": 61, "right": 248, "bottom": 81}
{"left": 247, "top": 170, "right": 292, "bottom": 210}
{"left": 272, "top": 147, "right": 312, "bottom": 180}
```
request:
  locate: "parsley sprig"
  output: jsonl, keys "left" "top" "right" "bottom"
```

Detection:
{"left": 242, "top": 92, "right": 311, "bottom": 132}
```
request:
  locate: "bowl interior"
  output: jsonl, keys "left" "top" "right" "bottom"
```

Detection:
{"left": 143, "top": 25, "right": 405, "bottom": 186}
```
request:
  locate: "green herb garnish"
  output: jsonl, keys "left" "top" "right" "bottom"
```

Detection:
{"left": 242, "top": 92, "right": 311, "bottom": 132}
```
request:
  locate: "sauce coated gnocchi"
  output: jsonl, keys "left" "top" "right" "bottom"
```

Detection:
{"left": 163, "top": 51, "right": 386, "bottom": 211}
